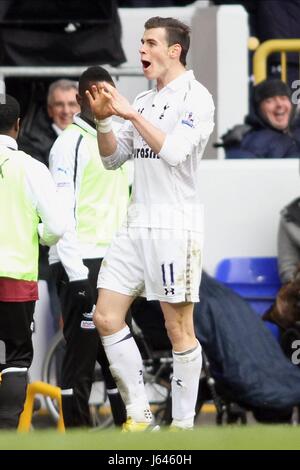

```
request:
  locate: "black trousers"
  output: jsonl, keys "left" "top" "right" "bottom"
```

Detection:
{"left": 0, "top": 301, "right": 35, "bottom": 371}
{"left": 0, "top": 301, "right": 35, "bottom": 428}
{"left": 51, "top": 259, "right": 126, "bottom": 428}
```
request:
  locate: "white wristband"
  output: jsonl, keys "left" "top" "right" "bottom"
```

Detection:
{"left": 94, "top": 117, "right": 113, "bottom": 133}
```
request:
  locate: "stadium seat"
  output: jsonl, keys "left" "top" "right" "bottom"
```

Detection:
{"left": 215, "top": 257, "right": 281, "bottom": 339}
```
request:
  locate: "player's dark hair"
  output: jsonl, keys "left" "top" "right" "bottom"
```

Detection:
{"left": 79, "top": 66, "right": 115, "bottom": 96}
{"left": 0, "top": 95, "right": 20, "bottom": 133}
{"left": 144, "top": 16, "right": 190, "bottom": 66}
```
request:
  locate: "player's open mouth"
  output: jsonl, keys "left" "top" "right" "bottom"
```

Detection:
{"left": 142, "top": 60, "right": 151, "bottom": 70}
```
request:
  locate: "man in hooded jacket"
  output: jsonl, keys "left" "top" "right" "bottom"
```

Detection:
{"left": 220, "top": 79, "right": 300, "bottom": 159}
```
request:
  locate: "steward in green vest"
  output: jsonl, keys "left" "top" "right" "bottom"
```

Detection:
{"left": 0, "top": 94, "right": 66, "bottom": 429}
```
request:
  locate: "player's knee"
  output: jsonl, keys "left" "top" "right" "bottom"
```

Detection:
{"left": 93, "top": 306, "right": 119, "bottom": 336}
{"left": 93, "top": 305, "right": 107, "bottom": 332}
{"left": 165, "top": 319, "right": 195, "bottom": 347}
{"left": 164, "top": 319, "right": 182, "bottom": 344}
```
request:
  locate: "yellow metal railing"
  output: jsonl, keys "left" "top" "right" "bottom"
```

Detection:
{"left": 253, "top": 39, "right": 300, "bottom": 84}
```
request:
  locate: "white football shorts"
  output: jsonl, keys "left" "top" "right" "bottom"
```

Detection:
{"left": 97, "top": 225, "right": 204, "bottom": 303}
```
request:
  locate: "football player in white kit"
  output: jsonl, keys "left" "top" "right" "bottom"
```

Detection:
{"left": 87, "top": 16, "right": 215, "bottom": 431}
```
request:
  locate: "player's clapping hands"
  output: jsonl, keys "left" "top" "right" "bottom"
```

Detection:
{"left": 85, "top": 82, "right": 113, "bottom": 120}
{"left": 86, "top": 82, "right": 134, "bottom": 120}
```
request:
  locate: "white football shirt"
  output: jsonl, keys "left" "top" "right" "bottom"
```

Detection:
{"left": 102, "top": 70, "right": 215, "bottom": 231}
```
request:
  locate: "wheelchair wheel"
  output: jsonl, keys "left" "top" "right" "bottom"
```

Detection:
{"left": 41, "top": 330, "right": 113, "bottom": 429}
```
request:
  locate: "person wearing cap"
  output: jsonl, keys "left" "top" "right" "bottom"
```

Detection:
{"left": 220, "top": 79, "right": 300, "bottom": 159}
{"left": 0, "top": 94, "right": 66, "bottom": 429}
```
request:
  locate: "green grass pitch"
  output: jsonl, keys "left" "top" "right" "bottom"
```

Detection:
{"left": 0, "top": 425, "right": 300, "bottom": 450}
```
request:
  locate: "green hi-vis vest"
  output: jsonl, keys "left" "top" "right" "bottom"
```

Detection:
{"left": 0, "top": 149, "right": 39, "bottom": 281}
{"left": 68, "top": 124, "right": 129, "bottom": 246}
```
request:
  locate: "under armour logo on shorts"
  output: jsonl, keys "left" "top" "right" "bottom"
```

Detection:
{"left": 164, "top": 288, "right": 175, "bottom": 295}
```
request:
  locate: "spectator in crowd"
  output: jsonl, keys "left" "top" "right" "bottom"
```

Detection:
{"left": 19, "top": 79, "right": 79, "bottom": 167}
{"left": 47, "top": 80, "right": 80, "bottom": 139}
{"left": 263, "top": 197, "right": 300, "bottom": 330}
{"left": 278, "top": 197, "right": 300, "bottom": 286}
{"left": 49, "top": 66, "right": 128, "bottom": 428}
{"left": 262, "top": 196, "right": 300, "bottom": 365}
{"left": 0, "top": 95, "right": 66, "bottom": 429}
{"left": 219, "top": 79, "right": 300, "bottom": 158}
{"left": 88, "top": 16, "right": 214, "bottom": 431}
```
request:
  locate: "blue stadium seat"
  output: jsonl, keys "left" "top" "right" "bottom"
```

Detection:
{"left": 215, "top": 257, "right": 281, "bottom": 339}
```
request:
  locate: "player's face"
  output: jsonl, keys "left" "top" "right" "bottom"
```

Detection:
{"left": 259, "top": 95, "right": 292, "bottom": 131}
{"left": 47, "top": 88, "right": 80, "bottom": 130}
{"left": 139, "top": 27, "right": 173, "bottom": 82}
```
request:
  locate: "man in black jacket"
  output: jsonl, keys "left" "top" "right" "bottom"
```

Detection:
{"left": 18, "top": 79, "right": 79, "bottom": 168}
